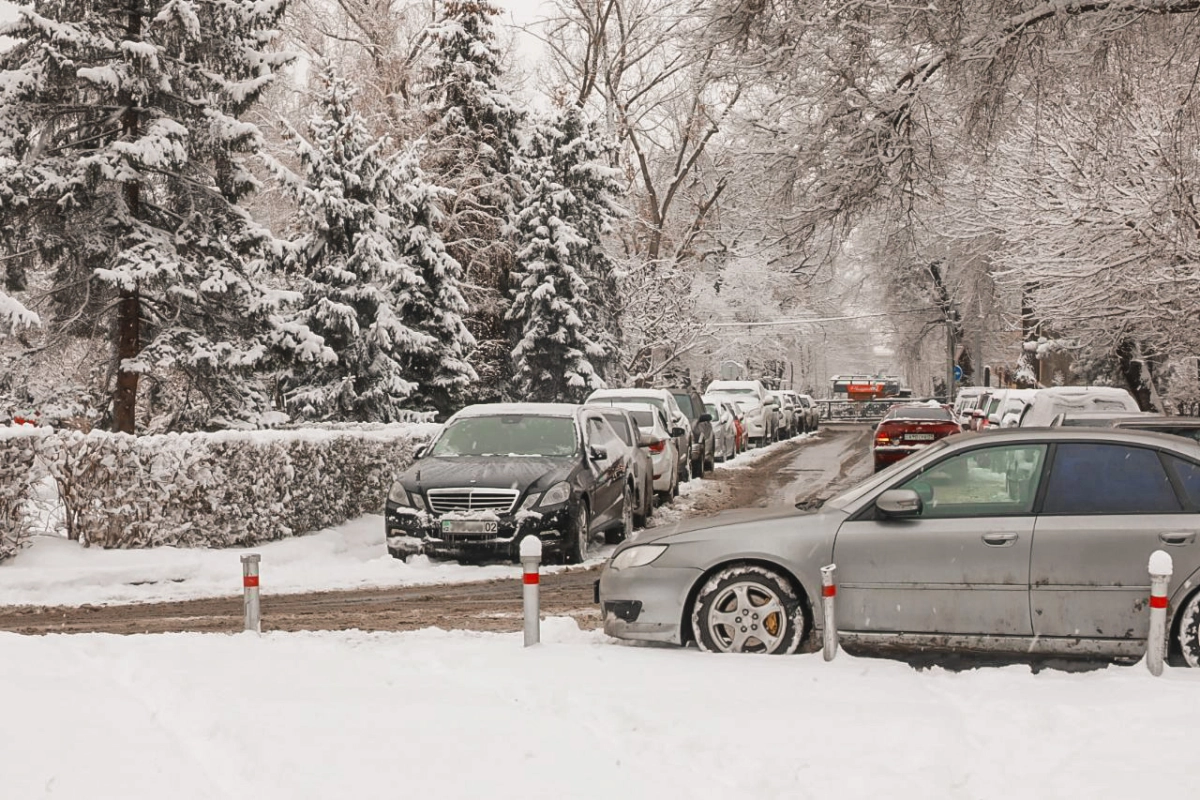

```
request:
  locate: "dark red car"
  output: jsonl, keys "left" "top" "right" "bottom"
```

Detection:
{"left": 872, "top": 403, "right": 961, "bottom": 471}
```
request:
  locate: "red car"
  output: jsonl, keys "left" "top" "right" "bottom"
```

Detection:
{"left": 872, "top": 403, "right": 962, "bottom": 471}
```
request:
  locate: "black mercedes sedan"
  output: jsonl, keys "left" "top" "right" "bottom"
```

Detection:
{"left": 385, "top": 403, "right": 635, "bottom": 564}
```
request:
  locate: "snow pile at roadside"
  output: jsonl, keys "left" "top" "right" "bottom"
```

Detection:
{"left": 5, "top": 621, "right": 1198, "bottom": 799}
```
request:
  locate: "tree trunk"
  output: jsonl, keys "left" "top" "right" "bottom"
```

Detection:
{"left": 112, "top": 0, "right": 143, "bottom": 434}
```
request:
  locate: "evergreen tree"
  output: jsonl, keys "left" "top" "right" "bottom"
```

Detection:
{"left": 269, "top": 63, "right": 475, "bottom": 421}
{"left": 507, "top": 104, "right": 624, "bottom": 402}
{"left": 0, "top": 0, "right": 319, "bottom": 432}
{"left": 421, "top": 0, "right": 524, "bottom": 402}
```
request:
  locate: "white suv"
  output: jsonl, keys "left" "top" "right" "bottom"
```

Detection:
{"left": 1018, "top": 386, "right": 1141, "bottom": 427}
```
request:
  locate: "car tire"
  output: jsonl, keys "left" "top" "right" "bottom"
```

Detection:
{"left": 610, "top": 481, "right": 634, "bottom": 543}
{"left": 691, "top": 451, "right": 705, "bottom": 479}
{"left": 1177, "top": 590, "right": 1200, "bottom": 667}
{"left": 564, "top": 502, "right": 592, "bottom": 565}
{"left": 635, "top": 478, "right": 651, "bottom": 526}
{"left": 691, "top": 565, "right": 806, "bottom": 655}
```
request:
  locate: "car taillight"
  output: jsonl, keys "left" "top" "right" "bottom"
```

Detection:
{"left": 875, "top": 432, "right": 891, "bottom": 445}
{"left": 647, "top": 440, "right": 666, "bottom": 454}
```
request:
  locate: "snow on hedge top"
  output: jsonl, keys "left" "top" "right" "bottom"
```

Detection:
{"left": 0, "top": 421, "right": 442, "bottom": 445}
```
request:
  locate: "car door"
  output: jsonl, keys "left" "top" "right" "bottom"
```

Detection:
{"left": 583, "top": 414, "right": 626, "bottom": 526}
{"left": 834, "top": 443, "right": 1049, "bottom": 635}
{"left": 1030, "top": 442, "right": 1200, "bottom": 639}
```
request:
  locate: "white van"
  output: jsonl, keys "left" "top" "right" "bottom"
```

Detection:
{"left": 1018, "top": 386, "right": 1141, "bottom": 427}
{"left": 704, "top": 379, "right": 778, "bottom": 446}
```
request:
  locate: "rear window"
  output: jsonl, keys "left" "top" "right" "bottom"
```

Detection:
{"left": 884, "top": 406, "right": 952, "bottom": 421}
{"left": 628, "top": 409, "right": 655, "bottom": 428}
{"left": 671, "top": 392, "right": 698, "bottom": 418}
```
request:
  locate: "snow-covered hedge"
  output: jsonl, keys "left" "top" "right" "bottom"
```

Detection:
{"left": 0, "top": 427, "right": 42, "bottom": 562}
{"left": 0, "top": 423, "right": 440, "bottom": 557}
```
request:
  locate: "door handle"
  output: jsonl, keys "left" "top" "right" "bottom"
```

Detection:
{"left": 981, "top": 532, "right": 1019, "bottom": 547}
{"left": 1159, "top": 531, "right": 1197, "bottom": 546}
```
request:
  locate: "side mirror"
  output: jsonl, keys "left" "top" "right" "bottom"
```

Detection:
{"left": 763, "top": 397, "right": 778, "bottom": 406}
{"left": 588, "top": 445, "right": 609, "bottom": 462}
{"left": 698, "top": 412, "right": 713, "bottom": 423}
{"left": 875, "top": 489, "right": 923, "bottom": 518}
{"left": 414, "top": 443, "right": 429, "bottom": 459}
{"left": 670, "top": 426, "right": 686, "bottom": 438}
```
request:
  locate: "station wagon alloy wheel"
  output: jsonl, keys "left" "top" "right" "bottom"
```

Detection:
{"left": 1178, "top": 592, "right": 1200, "bottom": 668}
{"left": 692, "top": 566, "right": 805, "bottom": 654}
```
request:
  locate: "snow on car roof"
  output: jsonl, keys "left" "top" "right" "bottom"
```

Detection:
{"left": 450, "top": 403, "right": 581, "bottom": 419}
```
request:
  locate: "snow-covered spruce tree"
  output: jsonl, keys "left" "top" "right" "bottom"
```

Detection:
{"left": 507, "top": 104, "right": 623, "bottom": 402}
{"left": 421, "top": 0, "right": 524, "bottom": 402}
{"left": 267, "top": 62, "right": 475, "bottom": 421}
{"left": 0, "top": 1, "right": 321, "bottom": 432}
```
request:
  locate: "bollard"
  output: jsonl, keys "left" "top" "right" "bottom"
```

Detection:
{"left": 241, "top": 553, "right": 261, "bottom": 633}
{"left": 1146, "top": 550, "right": 1173, "bottom": 676}
{"left": 820, "top": 563, "right": 838, "bottom": 661}
{"left": 520, "top": 536, "right": 542, "bottom": 647}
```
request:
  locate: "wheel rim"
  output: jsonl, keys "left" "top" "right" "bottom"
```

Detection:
{"left": 1179, "top": 593, "right": 1200, "bottom": 668}
{"left": 705, "top": 582, "right": 788, "bottom": 653}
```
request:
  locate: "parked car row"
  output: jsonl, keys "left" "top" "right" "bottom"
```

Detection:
{"left": 385, "top": 380, "right": 818, "bottom": 565}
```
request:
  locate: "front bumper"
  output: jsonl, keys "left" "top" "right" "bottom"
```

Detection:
{"left": 385, "top": 502, "right": 571, "bottom": 561}
{"left": 598, "top": 562, "right": 703, "bottom": 645}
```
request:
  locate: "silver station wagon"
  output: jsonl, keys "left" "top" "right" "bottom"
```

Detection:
{"left": 599, "top": 428, "right": 1200, "bottom": 665}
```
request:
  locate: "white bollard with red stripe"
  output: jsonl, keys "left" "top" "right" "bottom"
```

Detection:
{"left": 821, "top": 563, "right": 838, "bottom": 661}
{"left": 1146, "top": 550, "right": 1173, "bottom": 676}
{"left": 241, "top": 553, "right": 261, "bottom": 633}
{"left": 520, "top": 536, "right": 542, "bottom": 647}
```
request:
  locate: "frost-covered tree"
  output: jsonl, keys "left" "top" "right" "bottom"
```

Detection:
{"left": 0, "top": 0, "right": 321, "bottom": 432}
{"left": 268, "top": 62, "right": 476, "bottom": 420}
{"left": 507, "top": 104, "right": 623, "bottom": 402}
{"left": 421, "top": 0, "right": 525, "bottom": 401}
{"left": 0, "top": 291, "right": 37, "bottom": 338}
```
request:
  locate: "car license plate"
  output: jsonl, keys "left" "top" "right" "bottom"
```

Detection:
{"left": 906, "top": 433, "right": 935, "bottom": 441}
{"left": 441, "top": 519, "right": 499, "bottom": 534}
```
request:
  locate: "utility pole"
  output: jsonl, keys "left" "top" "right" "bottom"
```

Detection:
{"left": 974, "top": 292, "right": 984, "bottom": 388}
{"left": 946, "top": 319, "right": 956, "bottom": 405}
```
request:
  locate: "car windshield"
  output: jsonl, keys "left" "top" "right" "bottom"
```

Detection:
{"left": 825, "top": 439, "right": 953, "bottom": 509}
{"left": 430, "top": 415, "right": 578, "bottom": 457}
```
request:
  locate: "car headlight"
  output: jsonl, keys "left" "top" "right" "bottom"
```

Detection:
{"left": 387, "top": 483, "right": 425, "bottom": 511}
{"left": 610, "top": 544, "right": 667, "bottom": 570}
{"left": 538, "top": 481, "right": 571, "bottom": 508}
{"left": 519, "top": 492, "right": 541, "bottom": 511}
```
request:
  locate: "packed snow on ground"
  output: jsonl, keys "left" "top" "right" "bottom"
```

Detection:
{"left": 0, "top": 434, "right": 805, "bottom": 607}
{"left": 5, "top": 621, "right": 1198, "bottom": 800}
